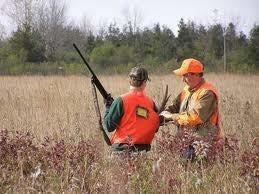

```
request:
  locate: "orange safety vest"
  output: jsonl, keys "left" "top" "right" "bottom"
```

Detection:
{"left": 111, "top": 91, "right": 159, "bottom": 145}
{"left": 180, "top": 82, "right": 222, "bottom": 139}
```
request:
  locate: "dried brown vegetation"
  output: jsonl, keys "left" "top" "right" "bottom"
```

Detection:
{"left": 0, "top": 74, "right": 258, "bottom": 193}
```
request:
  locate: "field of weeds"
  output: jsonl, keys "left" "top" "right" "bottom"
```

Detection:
{"left": 0, "top": 74, "right": 258, "bottom": 193}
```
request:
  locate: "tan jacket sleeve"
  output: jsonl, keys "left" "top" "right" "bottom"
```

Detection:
{"left": 178, "top": 90, "right": 217, "bottom": 126}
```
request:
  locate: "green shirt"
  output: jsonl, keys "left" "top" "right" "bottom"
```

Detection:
{"left": 104, "top": 97, "right": 124, "bottom": 132}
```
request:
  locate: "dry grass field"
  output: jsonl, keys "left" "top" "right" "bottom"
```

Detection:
{"left": 0, "top": 74, "right": 258, "bottom": 193}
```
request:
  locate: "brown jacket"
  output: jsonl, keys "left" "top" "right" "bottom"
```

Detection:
{"left": 166, "top": 79, "right": 222, "bottom": 140}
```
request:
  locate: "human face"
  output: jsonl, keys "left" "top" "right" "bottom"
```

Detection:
{"left": 182, "top": 73, "right": 202, "bottom": 89}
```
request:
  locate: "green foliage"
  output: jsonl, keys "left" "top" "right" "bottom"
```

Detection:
{"left": 158, "top": 58, "right": 179, "bottom": 73}
{"left": 202, "top": 55, "right": 223, "bottom": 72}
{"left": 143, "top": 55, "right": 160, "bottom": 66}
{"left": 207, "top": 24, "right": 224, "bottom": 59}
{"left": 64, "top": 63, "right": 86, "bottom": 75}
{"left": 9, "top": 23, "right": 45, "bottom": 63}
{"left": 248, "top": 25, "right": 259, "bottom": 68}
{"left": 90, "top": 42, "right": 116, "bottom": 66}
{"left": 115, "top": 45, "right": 135, "bottom": 65}
{"left": 59, "top": 51, "right": 81, "bottom": 64}
{"left": 0, "top": 19, "right": 258, "bottom": 75}
{"left": 176, "top": 19, "right": 197, "bottom": 60}
{"left": 109, "top": 63, "right": 134, "bottom": 74}
{"left": 229, "top": 63, "right": 256, "bottom": 73}
{"left": 106, "top": 22, "right": 122, "bottom": 46}
{"left": 151, "top": 24, "right": 177, "bottom": 62}
{"left": 90, "top": 42, "right": 135, "bottom": 66}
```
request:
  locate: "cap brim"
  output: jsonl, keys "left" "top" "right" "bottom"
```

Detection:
{"left": 173, "top": 68, "right": 185, "bottom": 76}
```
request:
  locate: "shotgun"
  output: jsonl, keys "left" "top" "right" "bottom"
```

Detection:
{"left": 73, "top": 43, "right": 113, "bottom": 102}
{"left": 73, "top": 43, "right": 112, "bottom": 146}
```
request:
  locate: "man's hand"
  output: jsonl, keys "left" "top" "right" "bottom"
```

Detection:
{"left": 159, "top": 111, "right": 179, "bottom": 125}
{"left": 103, "top": 94, "right": 114, "bottom": 107}
{"left": 160, "top": 111, "right": 173, "bottom": 121}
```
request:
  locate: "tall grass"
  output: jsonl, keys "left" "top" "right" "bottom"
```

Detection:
{"left": 0, "top": 74, "right": 258, "bottom": 193}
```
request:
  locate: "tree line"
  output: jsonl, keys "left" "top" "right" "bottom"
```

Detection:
{"left": 0, "top": 0, "right": 258, "bottom": 75}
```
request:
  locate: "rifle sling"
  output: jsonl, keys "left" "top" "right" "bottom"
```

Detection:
{"left": 91, "top": 80, "right": 111, "bottom": 146}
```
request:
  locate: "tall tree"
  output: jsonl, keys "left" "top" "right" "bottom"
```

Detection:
{"left": 225, "top": 22, "right": 238, "bottom": 52}
{"left": 207, "top": 24, "right": 224, "bottom": 59}
{"left": 134, "top": 27, "right": 153, "bottom": 61}
{"left": 0, "top": 23, "right": 5, "bottom": 42}
{"left": 10, "top": 23, "right": 45, "bottom": 62}
{"left": 44, "top": 0, "right": 66, "bottom": 61}
{"left": 237, "top": 32, "right": 248, "bottom": 48}
{"left": 3, "top": 0, "right": 67, "bottom": 61}
{"left": 106, "top": 22, "right": 122, "bottom": 46}
{"left": 192, "top": 24, "right": 208, "bottom": 59}
{"left": 248, "top": 25, "right": 259, "bottom": 67}
{"left": 2, "top": 0, "right": 36, "bottom": 28}
{"left": 176, "top": 18, "right": 197, "bottom": 60}
{"left": 152, "top": 24, "right": 176, "bottom": 62}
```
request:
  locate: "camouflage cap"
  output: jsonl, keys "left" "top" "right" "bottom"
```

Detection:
{"left": 129, "top": 67, "right": 150, "bottom": 81}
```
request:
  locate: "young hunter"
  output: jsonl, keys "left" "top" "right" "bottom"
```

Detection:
{"left": 104, "top": 67, "right": 160, "bottom": 153}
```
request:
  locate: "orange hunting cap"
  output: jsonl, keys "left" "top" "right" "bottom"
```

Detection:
{"left": 173, "top": 58, "right": 204, "bottom": 76}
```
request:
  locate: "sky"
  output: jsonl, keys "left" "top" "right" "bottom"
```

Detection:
{"left": 0, "top": 0, "right": 259, "bottom": 36}
{"left": 66, "top": 0, "right": 259, "bottom": 36}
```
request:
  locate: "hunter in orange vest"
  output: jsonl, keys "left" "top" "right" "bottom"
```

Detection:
{"left": 104, "top": 67, "right": 159, "bottom": 153}
{"left": 160, "top": 58, "right": 222, "bottom": 161}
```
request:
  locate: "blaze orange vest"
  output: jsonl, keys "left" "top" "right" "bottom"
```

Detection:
{"left": 180, "top": 82, "right": 222, "bottom": 139}
{"left": 111, "top": 91, "right": 159, "bottom": 145}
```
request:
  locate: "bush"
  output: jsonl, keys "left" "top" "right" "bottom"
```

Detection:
{"left": 90, "top": 42, "right": 116, "bottom": 66}
{"left": 228, "top": 63, "right": 256, "bottom": 73}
